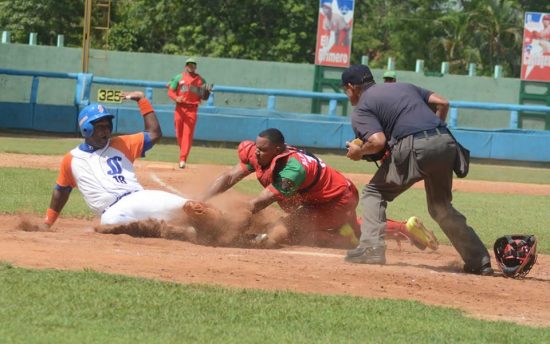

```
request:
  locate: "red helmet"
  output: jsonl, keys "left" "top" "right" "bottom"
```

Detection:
{"left": 494, "top": 235, "right": 537, "bottom": 279}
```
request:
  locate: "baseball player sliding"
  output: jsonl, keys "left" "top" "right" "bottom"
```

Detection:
{"left": 37, "top": 91, "right": 219, "bottom": 240}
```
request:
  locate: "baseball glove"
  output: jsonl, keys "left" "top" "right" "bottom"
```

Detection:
{"left": 494, "top": 235, "right": 537, "bottom": 279}
{"left": 200, "top": 84, "right": 213, "bottom": 100}
{"left": 349, "top": 138, "right": 389, "bottom": 162}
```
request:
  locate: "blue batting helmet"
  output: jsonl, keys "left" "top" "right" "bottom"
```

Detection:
{"left": 78, "top": 103, "right": 114, "bottom": 138}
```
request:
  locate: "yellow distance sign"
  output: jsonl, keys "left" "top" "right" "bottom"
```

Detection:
{"left": 97, "top": 89, "right": 122, "bottom": 103}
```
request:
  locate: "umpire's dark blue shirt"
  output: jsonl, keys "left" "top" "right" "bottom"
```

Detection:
{"left": 351, "top": 83, "right": 445, "bottom": 142}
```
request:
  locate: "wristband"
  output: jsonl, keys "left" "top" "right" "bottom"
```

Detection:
{"left": 138, "top": 98, "right": 154, "bottom": 116}
{"left": 44, "top": 208, "right": 59, "bottom": 226}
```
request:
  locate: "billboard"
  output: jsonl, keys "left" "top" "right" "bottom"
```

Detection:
{"left": 315, "top": 0, "right": 354, "bottom": 68}
{"left": 521, "top": 12, "right": 550, "bottom": 82}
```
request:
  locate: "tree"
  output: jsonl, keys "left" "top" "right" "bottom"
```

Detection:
{"left": 462, "top": 0, "right": 522, "bottom": 76}
{"left": 433, "top": 11, "right": 480, "bottom": 74}
{"left": 0, "top": 0, "right": 83, "bottom": 46}
{"left": 352, "top": 0, "right": 454, "bottom": 71}
{"left": 0, "top": 0, "right": 534, "bottom": 77}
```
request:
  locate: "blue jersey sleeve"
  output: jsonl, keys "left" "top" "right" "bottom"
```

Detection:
{"left": 141, "top": 132, "right": 153, "bottom": 157}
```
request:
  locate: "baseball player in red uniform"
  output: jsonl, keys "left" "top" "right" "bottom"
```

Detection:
{"left": 201, "top": 128, "right": 437, "bottom": 249}
{"left": 167, "top": 57, "right": 212, "bottom": 169}
{"left": 40, "top": 91, "right": 200, "bottom": 234}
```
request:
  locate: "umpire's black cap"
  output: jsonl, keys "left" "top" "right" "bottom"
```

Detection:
{"left": 341, "top": 64, "right": 374, "bottom": 86}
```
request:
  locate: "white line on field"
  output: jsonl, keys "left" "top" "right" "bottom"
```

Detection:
{"left": 149, "top": 172, "right": 184, "bottom": 197}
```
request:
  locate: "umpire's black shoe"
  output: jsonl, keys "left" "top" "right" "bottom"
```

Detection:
{"left": 464, "top": 263, "right": 494, "bottom": 276}
{"left": 345, "top": 245, "right": 386, "bottom": 264}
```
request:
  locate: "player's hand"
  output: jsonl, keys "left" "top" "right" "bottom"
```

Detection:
{"left": 175, "top": 96, "right": 184, "bottom": 103}
{"left": 121, "top": 91, "right": 145, "bottom": 101}
{"left": 346, "top": 139, "right": 364, "bottom": 161}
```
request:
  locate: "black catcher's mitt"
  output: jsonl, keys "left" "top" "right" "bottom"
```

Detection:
{"left": 200, "top": 84, "right": 213, "bottom": 100}
{"left": 493, "top": 235, "right": 538, "bottom": 279}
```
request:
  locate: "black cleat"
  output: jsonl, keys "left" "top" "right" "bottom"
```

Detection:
{"left": 464, "top": 263, "right": 494, "bottom": 276}
{"left": 345, "top": 246, "right": 386, "bottom": 264}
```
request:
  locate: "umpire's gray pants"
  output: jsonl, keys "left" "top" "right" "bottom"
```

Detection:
{"left": 359, "top": 132, "right": 491, "bottom": 269}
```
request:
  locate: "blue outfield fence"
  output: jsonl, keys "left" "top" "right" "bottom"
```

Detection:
{"left": 1, "top": 68, "right": 550, "bottom": 162}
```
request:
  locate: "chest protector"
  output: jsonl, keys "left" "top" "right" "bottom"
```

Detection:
{"left": 239, "top": 141, "right": 321, "bottom": 192}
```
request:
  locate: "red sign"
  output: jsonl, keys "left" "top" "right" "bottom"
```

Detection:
{"left": 521, "top": 12, "right": 550, "bottom": 82}
{"left": 314, "top": 0, "right": 354, "bottom": 68}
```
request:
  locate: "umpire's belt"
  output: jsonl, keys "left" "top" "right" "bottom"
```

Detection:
{"left": 412, "top": 126, "right": 449, "bottom": 140}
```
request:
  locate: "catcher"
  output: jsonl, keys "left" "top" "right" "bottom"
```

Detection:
{"left": 200, "top": 128, "right": 438, "bottom": 250}
{"left": 36, "top": 91, "right": 224, "bottom": 244}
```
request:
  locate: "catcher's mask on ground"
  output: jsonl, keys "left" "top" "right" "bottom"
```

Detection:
{"left": 493, "top": 235, "right": 537, "bottom": 279}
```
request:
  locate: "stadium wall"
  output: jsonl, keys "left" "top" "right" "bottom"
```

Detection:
{"left": 0, "top": 43, "right": 521, "bottom": 129}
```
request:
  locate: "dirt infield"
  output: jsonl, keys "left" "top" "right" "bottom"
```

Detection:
{"left": 1, "top": 153, "right": 550, "bottom": 327}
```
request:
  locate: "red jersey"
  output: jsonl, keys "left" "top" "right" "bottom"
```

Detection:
{"left": 167, "top": 71, "right": 206, "bottom": 105}
{"left": 237, "top": 141, "right": 351, "bottom": 211}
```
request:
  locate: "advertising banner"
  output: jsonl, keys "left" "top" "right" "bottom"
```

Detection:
{"left": 521, "top": 12, "right": 550, "bottom": 82}
{"left": 315, "top": 0, "right": 354, "bottom": 68}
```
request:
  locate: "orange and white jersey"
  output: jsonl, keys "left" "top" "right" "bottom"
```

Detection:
{"left": 56, "top": 133, "right": 148, "bottom": 214}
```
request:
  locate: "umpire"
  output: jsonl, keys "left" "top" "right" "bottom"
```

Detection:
{"left": 341, "top": 64, "right": 493, "bottom": 276}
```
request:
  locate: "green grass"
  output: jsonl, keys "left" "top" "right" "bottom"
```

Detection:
{"left": 1, "top": 264, "right": 548, "bottom": 343}
{"left": 1, "top": 134, "right": 550, "bottom": 340}
{"left": 0, "top": 135, "right": 83, "bottom": 156}
{"left": 1, "top": 135, "right": 549, "bottom": 184}
{"left": 0, "top": 168, "right": 92, "bottom": 217}
{"left": 385, "top": 189, "right": 550, "bottom": 252}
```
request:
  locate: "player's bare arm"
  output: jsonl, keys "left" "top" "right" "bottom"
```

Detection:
{"left": 166, "top": 85, "right": 184, "bottom": 103}
{"left": 249, "top": 188, "right": 278, "bottom": 214}
{"left": 40, "top": 187, "right": 71, "bottom": 230}
{"left": 200, "top": 164, "right": 251, "bottom": 201}
{"left": 121, "top": 91, "right": 162, "bottom": 144}
{"left": 428, "top": 93, "right": 449, "bottom": 122}
{"left": 346, "top": 132, "right": 386, "bottom": 161}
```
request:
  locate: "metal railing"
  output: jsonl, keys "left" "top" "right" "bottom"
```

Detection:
{"left": 2, "top": 68, "right": 550, "bottom": 129}
{"left": 449, "top": 100, "right": 550, "bottom": 129}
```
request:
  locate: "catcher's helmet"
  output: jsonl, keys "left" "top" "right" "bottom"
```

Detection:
{"left": 493, "top": 235, "right": 537, "bottom": 279}
{"left": 78, "top": 103, "right": 114, "bottom": 138}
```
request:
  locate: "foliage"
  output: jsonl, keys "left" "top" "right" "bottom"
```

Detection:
{"left": 0, "top": 0, "right": 83, "bottom": 46}
{"left": 0, "top": 0, "right": 540, "bottom": 76}
{"left": 108, "top": 0, "right": 319, "bottom": 61}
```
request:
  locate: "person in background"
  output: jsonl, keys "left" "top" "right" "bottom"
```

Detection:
{"left": 167, "top": 57, "right": 212, "bottom": 169}
{"left": 383, "top": 70, "right": 397, "bottom": 83}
